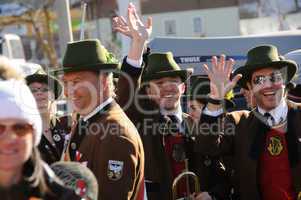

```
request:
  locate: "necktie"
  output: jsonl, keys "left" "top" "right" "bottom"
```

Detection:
{"left": 264, "top": 112, "right": 275, "bottom": 126}
{"left": 167, "top": 115, "right": 180, "bottom": 135}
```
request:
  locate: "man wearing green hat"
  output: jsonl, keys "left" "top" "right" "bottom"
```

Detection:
{"left": 198, "top": 45, "right": 301, "bottom": 200}
{"left": 53, "top": 39, "right": 145, "bottom": 200}
{"left": 114, "top": 4, "right": 230, "bottom": 200}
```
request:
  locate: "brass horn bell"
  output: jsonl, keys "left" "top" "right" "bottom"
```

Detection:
{"left": 172, "top": 171, "right": 200, "bottom": 200}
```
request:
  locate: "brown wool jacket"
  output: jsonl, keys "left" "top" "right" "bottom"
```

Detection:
{"left": 198, "top": 102, "right": 301, "bottom": 200}
{"left": 67, "top": 102, "right": 145, "bottom": 200}
{"left": 116, "top": 60, "right": 231, "bottom": 200}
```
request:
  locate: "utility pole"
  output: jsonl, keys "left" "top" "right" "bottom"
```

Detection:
{"left": 54, "top": 0, "right": 73, "bottom": 60}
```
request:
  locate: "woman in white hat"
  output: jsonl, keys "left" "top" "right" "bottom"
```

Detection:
{"left": 0, "top": 80, "right": 80, "bottom": 200}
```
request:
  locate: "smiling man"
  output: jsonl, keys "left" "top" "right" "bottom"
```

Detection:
{"left": 198, "top": 45, "right": 301, "bottom": 200}
{"left": 54, "top": 39, "right": 145, "bottom": 200}
{"left": 115, "top": 4, "right": 231, "bottom": 200}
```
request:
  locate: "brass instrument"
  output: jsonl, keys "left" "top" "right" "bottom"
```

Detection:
{"left": 172, "top": 169, "right": 200, "bottom": 200}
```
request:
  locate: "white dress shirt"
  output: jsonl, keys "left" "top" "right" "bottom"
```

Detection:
{"left": 257, "top": 99, "right": 288, "bottom": 126}
{"left": 83, "top": 97, "right": 113, "bottom": 122}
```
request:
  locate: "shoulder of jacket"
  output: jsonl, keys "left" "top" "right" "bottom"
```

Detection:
{"left": 227, "top": 109, "right": 251, "bottom": 124}
{"left": 287, "top": 100, "right": 301, "bottom": 110}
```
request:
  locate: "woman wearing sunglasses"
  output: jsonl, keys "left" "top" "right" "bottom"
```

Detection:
{"left": 26, "top": 69, "right": 71, "bottom": 164}
{"left": 0, "top": 80, "right": 80, "bottom": 200}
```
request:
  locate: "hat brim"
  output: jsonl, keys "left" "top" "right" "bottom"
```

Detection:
{"left": 233, "top": 60, "right": 298, "bottom": 89}
{"left": 52, "top": 63, "right": 119, "bottom": 75}
{"left": 26, "top": 74, "right": 62, "bottom": 99}
{"left": 142, "top": 69, "right": 192, "bottom": 83}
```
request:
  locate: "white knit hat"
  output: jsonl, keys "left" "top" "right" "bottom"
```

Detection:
{"left": 0, "top": 80, "right": 42, "bottom": 146}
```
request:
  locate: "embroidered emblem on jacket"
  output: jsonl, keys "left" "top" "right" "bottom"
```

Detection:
{"left": 267, "top": 136, "right": 283, "bottom": 156}
{"left": 107, "top": 160, "right": 124, "bottom": 181}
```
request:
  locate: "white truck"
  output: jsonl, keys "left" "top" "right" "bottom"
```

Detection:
{"left": 0, "top": 33, "right": 42, "bottom": 76}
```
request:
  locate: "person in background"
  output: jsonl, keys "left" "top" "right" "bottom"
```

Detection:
{"left": 26, "top": 69, "right": 71, "bottom": 164}
{"left": 0, "top": 80, "right": 80, "bottom": 200}
{"left": 187, "top": 75, "right": 235, "bottom": 122}
{"left": 240, "top": 88, "right": 256, "bottom": 109}
{"left": 288, "top": 84, "right": 301, "bottom": 104}
{"left": 51, "top": 161, "right": 98, "bottom": 200}
{"left": 0, "top": 56, "right": 23, "bottom": 81}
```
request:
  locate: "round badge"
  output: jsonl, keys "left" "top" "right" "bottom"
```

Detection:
{"left": 53, "top": 134, "right": 61, "bottom": 142}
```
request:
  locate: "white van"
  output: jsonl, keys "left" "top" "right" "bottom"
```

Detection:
{"left": 149, "top": 31, "right": 301, "bottom": 75}
{"left": 0, "top": 33, "right": 42, "bottom": 76}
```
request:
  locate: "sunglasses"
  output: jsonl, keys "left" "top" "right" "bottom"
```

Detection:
{"left": 30, "top": 87, "right": 49, "bottom": 93}
{"left": 252, "top": 72, "right": 283, "bottom": 85}
{"left": 0, "top": 123, "right": 33, "bottom": 138}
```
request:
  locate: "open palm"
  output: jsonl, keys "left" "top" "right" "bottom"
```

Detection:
{"left": 113, "top": 3, "right": 152, "bottom": 43}
{"left": 203, "top": 55, "right": 242, "bottom": 99}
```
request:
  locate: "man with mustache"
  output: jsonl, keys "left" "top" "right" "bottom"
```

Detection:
{"left": 199, "top": 45, "right": 301, "bottom": 200}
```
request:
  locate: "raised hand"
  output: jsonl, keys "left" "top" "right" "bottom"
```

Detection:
{"left": 112, "top": 15, "right": 131, "bottom": 38}
{"left": 203, "top": 55, "right": 242, "bottom": 100}
{"left": 113, "top": 3, "right": 152, "bottom": 43}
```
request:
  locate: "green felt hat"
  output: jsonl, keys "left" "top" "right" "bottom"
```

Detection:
{"left": 26, "top": 68, "right": 62, "bottom": 99}
{"left": 233, "top": 45, "right": 298, "bottom": 89}
{"left": 141, "top": 52, "right": 193, "bottom": 82}
{"left": 53, "top": 39, "right": 119, "bottom": 74}
{"left": 187, "top": 75, "right": 235, "bottom": 109}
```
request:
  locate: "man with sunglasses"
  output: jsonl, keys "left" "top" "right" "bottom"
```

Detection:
{"left": 198, "top": 45, "right": 301, "bottom": 200}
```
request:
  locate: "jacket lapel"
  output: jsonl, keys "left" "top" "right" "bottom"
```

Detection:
{"left": 248, "top": 110, "right": 270, "bottom": 160}
{"left": 288, "top": 106, "right": 301, "bottom": 192}
{"left": 286, "top": 107, "right": 300, "bottom": 167}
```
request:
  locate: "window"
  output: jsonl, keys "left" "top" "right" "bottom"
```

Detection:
{"left": 165, "top": 20, "right": 176, "bottom": 36}
{"left": 193, "top": 17, "right": 203, "bottom": 35}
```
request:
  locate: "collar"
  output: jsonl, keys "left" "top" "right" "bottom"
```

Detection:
{"left": 82, "top": 97, "right": 113, "bottom": 122}
{"left": 257, "top": 99, "right": 288, "bottom": 125}
{"left": 160, "top": 105, "right": 183, "bottom": 123}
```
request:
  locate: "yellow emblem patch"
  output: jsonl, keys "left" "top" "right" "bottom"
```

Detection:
{"left": 267, "top": 136, "right": 283, "bottom": 156}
